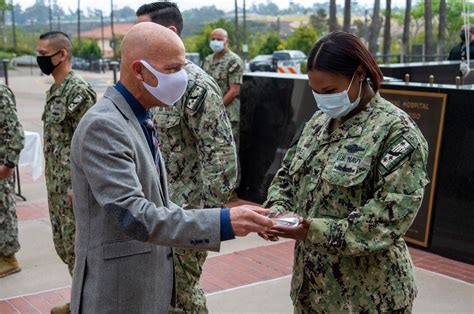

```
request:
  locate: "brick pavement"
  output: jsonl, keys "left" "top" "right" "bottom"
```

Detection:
{"left": 4, "top": 200, "right": 473, "bottom": 313}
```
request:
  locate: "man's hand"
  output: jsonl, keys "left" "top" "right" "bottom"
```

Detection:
{"left": 230, "top": 205, "right": 274, "bottom": 237}
{"left": 0, "top": 165, "right": 15, "bottom": 179}
{"left": 266, "top": 217, "right": 311, "bottom": 241}
{"left": 67, "top": 191, "right": 74, "bottom": 207}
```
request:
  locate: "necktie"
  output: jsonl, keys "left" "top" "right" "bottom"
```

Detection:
{"left": 144, "top": 114, "right": 161, "bottom": 176}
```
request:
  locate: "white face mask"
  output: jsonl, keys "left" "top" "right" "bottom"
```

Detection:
{"left": 140, "top": 60, "right": 188, "bottom": 106}
{"left": 210, "top": 40, "right": 225, "bottom": 53}
{"left": 312, "top": 72, "right": 363, "bottom": 119}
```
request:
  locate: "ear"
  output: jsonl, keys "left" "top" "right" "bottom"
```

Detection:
{"left": 168, "top": 26, "right": 178, "bottom": 34}
{"left": 132, "top": 60, "right": 145, "bottom": 81}
{"left": 59, "top": 49, "right": 69, "bottom": 62}
{"left": 356, "top": 65, "right": 366, "bottom": 81}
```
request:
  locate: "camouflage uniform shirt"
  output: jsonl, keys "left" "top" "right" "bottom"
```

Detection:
{"left": 0, "top": 83, "right": 24, "bottom": 256}
{"left": 0, "top": 84, "right": 24, "bottom": 168}
{"left": 265, "top": 93, "right": 429, "bottom": 312}
{"left": 202, "top": 50, "right": 244, "bottom": 123}
{"left": 152, "top": 61, "right": 237, "bottom": 209}
{"left": 42, "top": 71, "right": 96, "bottom": 194}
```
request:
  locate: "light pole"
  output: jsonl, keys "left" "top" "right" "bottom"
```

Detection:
{"left": 100, "top": 10, "right": 105, "bottom": 56}
{"left": 242, "top": 0, "right": 247, "bottom": 62}
{"left": 110, "top": 0, "right": 116, "bottom": 58}
{"left": 48, "top": 0, "right": 53, "bottom": 31}
{"left": 11, "top": 0, "right": 17, "bottom": 52}
{"left": 77, "top": 0, "right": 81, "bottom": 53}
{"left": 234, "top": 0, "right": 240, "bottom": 56}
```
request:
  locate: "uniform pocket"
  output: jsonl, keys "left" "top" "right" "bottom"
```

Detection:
{"left": 154, "top": 112, "right": 182, "bottom": 152}
{"left": 318, "top": 156, "right": 372, "bottom": 218}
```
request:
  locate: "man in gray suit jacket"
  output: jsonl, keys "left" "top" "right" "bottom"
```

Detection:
{"left": 69, "top": 22, "right": 273, "bottom": 314}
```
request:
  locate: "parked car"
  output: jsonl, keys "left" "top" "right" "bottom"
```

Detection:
{"left": 72, "top": 57, "right": 90, "bottom": 70}
{"left": 272, "top": 50, "right": 307, "bottom": 63}
{"left": 272, "top": 50, "right": 307, "bottom": 73}
{"left": 249, "top": 54, "right": 273, "bottom": 72}
{"left": 185, "top": 52, "right": 201, "bottom": 66}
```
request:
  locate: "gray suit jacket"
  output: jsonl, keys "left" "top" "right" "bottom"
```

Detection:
{"left": 70, "top": 87, "right": 222, "bottom": 314}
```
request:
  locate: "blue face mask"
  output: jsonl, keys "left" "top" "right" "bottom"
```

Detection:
{"left": 312, "top": 72, "right": 363, "bottom": 119}
{"left": 210, "top": 40, "right": 225, "bottom": 53}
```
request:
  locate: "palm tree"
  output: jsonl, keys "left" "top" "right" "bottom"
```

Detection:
{"left": 343, "top": 0, "right": 351, "bottom": 32}
{"left": 329, "top": 0, "right": 338, "bottom": 32}
{"left": 424, "top": 0, "right": 434, "bottom": 61}
{"left": 438, "top": 0, "right": 446, "bottom": 60}
{"left": 402, "top": 0, "right": 411, "bottom": 62}
{"left": 383, "top": 0, "right": 392, "bottom": 63}
{"left": 368, "top": 0, "right": 381, "bottom": 56}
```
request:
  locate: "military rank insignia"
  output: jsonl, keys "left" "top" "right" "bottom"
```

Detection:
{"left": 380, "top": 136, "right": 415, "bottom": 173}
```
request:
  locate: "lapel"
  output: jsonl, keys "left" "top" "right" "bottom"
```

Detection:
{"left": 103, "top": 87, "right": 168, "bottom": 206}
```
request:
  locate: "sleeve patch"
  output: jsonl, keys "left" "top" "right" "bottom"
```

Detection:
{"left": 68, "top": 94, "right": 85, "bottom": 113}
{"left": 379, "top": 136, "right": 415, "bottom": 173}
{"left": 186, "top": 84, "right": 207, "bottom": 113}
{"left": 228, "top": 61, "right": 241, "bottom": 74}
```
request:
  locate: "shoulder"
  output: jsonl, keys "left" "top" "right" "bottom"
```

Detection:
{"left": 226, "top": 52, "right": 244, "bottom": 71}
{"left": 372, "top": 95, "right": 428, "bottom": 174}
{"left": 183, "top": 62, "right": 221, "bottom": 114}
{"left": 0, "top": 83, "right": 14, "bottom": 101}
{"left": 77, "top": 98, "right": 125, "bottom": 134}
{"left": 203, "top": 55, "right": 213, "bottom": 63}
{"left": 66, "top": 73, "right": 96, "bottom": 113}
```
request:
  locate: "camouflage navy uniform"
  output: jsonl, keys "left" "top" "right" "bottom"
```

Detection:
{"left": 264, "top": 93, "right": 429, "bottom": 313}
{"left": 152, "top": 61, "right": 237, "bottom": 313}
{"left": 202, "top": 50, "right": 244, "bottom": 187}
{"left": 0, "top": 84, "right": 24, "bottom": 257}
{"left": 42, "top": 71, "right": 96, "bottom": 274}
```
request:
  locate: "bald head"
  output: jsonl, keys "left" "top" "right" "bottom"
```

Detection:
{"left": 211, "top": 28, "right": 228, "bottom": 39}
{"left": 122, "top": 22, "right": 184, "bottom": 68}
{"left": 120, "top": 22, "right": 187, "bottom": 109}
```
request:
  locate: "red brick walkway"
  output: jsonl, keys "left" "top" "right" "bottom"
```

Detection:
{"left": 1, "top": 240, "right": 473, "bottom": 313}
{"left": 6, "top": 200, "right": 473, "bottom": 312}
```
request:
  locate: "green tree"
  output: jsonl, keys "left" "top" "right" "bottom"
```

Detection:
{"left": 72, "top": 37, "right": 101, "bottom": 59}
{"left": 285, "top": 26, "right": 318, "bottom": 55}
{"left": 258, "top": 31, "right": 283, "bottom": 55}
{"left": 309, "top": 8, "right": 328, "bottom": 36}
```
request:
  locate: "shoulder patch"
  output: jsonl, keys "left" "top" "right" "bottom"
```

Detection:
{"left": 186, "top": 84, "right": 207, "bottom": 113}
{"left": 228, "top": 61, "right": 241, "bottom": 74}
{"left": 68, "top": 94, "right": 85, "bottom": 113}
{"left": 379, "top": 135, "right": 415, "bottom": 174}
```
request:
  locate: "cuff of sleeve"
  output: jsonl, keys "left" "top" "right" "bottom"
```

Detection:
{"left": 306, "top": 218, "right": 334, "bottom": 247}
{"left": 229, "top": 78, "right": 243, "bottom": 85}
{"left": 220, "top": 208, "right": 235, "bottom": 241}
{"left": 4, "top": 161, "right": 16, "bottom": 169}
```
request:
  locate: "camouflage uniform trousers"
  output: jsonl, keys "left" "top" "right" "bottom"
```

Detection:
{"left": 231, "top": 120, "right": 241, "bottom": 189}
{"left": 294, "top": 299, "right": 413, "bottom": 314}
{"left": 47, "top": 191, "right": 75, "bottom": 275}
{"left": 0, "top": 177, "right": 20, "bottom": 256}
{"left": 170, "top": 248, "right": 208, "bottom": 313}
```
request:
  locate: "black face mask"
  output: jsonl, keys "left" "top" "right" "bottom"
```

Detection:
{"left": 460, "top": 31, "right": 467, "bottom": 42}
{"left": 37, "top": 50, "right": 62, "bottom": 75}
